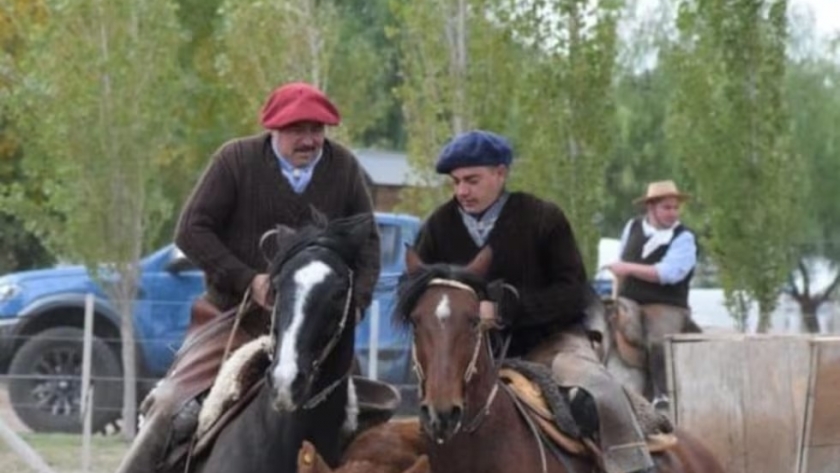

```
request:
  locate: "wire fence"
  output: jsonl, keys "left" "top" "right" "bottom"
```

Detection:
{"left": 0, "top": 297, "right": 419, "bottom": 439}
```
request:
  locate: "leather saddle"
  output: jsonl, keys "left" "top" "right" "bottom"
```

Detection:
{"left": 499, "top": 368, "right": 677, "bottom": 457}
{"left": 603, "top": 297, "right": 647, "bottom": 369}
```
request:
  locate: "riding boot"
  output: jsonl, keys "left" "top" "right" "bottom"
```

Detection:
{"left": 115, "top": 388, "right": 201, "bottom": 473}
{"left": 527, "top": 328, "right": 655, "bottom": 473}
{"left": 114, "top": 410, "right": 174, "bottom": 473}
{"left": 647, "top": 342, "right": 670, "bottom": 410}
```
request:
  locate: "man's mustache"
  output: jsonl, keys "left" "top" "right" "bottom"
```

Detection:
{"left": 294, "top": 146, "right": 317, "bottom": 153}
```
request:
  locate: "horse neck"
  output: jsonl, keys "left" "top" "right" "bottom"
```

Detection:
{"left": 430, "top": 348, "right": 557, "bottom": 473}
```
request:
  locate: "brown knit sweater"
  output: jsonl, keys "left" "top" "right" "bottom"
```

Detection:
{"left": 414, "top": 192, "right": 588, "bottom": 357}
{"left": 175, "top": 132, "right": 380, "bottom": 311}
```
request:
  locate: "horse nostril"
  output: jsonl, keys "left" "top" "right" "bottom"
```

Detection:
{"left": 420, "top": 404, "right": 433, "bottom": 426}
{"left": 448, "top": 405, "right": 463, "bottom": 429}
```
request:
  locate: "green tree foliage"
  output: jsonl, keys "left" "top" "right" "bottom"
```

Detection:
{"left": 4, "top": 0, "right": 185, "bottom": 438}
{"left": 391, "top": 0, "right": 621, "bottom": 273}
{"left": 215, "top": 0, "right": 390, "bottom": 147}
{"left": 784, "top": 15, "right": 840, "bottom": 332}
{"left": 667, "top": 0, "right": 802, "bottom": 331}
{"left": 509, "top": 0, "right": 622, "bottom": 271}
{"left": 0, "top": 0, "right": 54, "bottom": 271}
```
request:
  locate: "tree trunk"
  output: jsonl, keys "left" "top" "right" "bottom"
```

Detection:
{"left": 796, "top": 297, "right": 823, "bottom": 334}
{"left": 120, "top": 300, "right": 138, "bottom": 440}
{"left": 756, "top": 310, "right": 772, "bottom": 333}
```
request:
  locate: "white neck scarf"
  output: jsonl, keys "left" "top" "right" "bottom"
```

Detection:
{"left": 641, "top": 218, "right": 680, "bottom": 258}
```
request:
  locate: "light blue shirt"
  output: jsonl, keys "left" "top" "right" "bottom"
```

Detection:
{"left": 271, "top": 140, "right": 322, "bottom": 194}
{"left": 618, "top": 218, "right": 697, "bottom": 285}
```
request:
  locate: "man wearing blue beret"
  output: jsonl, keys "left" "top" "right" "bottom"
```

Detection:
{"left": 414, "top": 130, "right": 655, "bottom": 473}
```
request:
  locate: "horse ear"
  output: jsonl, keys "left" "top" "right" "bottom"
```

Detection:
{"left": 297, "top": 440, "right": 332, "bottom": 473}
{"left": 465, "top": 246, "right": 493, "bottom": 278}
{"left": 345, "top": 213, "right": 373, "bottom": 251}
{"left": 404, "top": 455, "right": 431, "bottom": 473}
{"left": 309, "top": 205, "right": 329, "bottom": 228}
{"left": 260, "top": 225, "right": 298, "bottom": 262}
{"left": 405, "top": 245, "right": 424, "bottom": 275}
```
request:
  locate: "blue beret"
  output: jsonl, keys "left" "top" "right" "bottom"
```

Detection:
{"left": 435, "top": 130, "right": 513, "bottom": 174}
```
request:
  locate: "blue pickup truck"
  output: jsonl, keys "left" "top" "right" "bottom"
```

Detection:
{"left": 0, "top": 212, "right": 420, "bottom": 433}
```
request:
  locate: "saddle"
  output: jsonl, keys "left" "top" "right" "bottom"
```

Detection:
{"left": 605, "top": 297, "right": 647, "bottom": 369}
{"left": 499, "top": 367, "right": 677, "bottom": 458}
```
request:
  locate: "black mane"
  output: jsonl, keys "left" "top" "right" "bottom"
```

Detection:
{"left": 266, "top": 212, "right": 371, "bottom": 279}
{"left": 393, "top": 262, "right": 488, "bottom": 330}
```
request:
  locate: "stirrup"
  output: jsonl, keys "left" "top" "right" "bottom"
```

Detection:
{"left": 652, "top": 395, "right": 670, "bottom": 411}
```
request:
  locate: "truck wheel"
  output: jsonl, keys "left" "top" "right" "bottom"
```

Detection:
{"left": 8, "top": 327, "right": 123, "bottom": 433}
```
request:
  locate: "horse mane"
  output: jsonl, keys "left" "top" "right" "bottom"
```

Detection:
{"left": 265, "top": 211, "right": 372, "bottom": 279}
{"left": 393, "top": 262, "right": 487, "bottom": 330}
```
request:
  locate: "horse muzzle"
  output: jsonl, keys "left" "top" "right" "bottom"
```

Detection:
{"left": 269, "top": 371, "right": 311, "bottom": 412}
{"left": 420, "top": 403, "right": 463, "bottom": 444}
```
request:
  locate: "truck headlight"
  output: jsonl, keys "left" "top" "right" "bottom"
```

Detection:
{"left": 0, "top": 283, "right": 21, "bottom": 301}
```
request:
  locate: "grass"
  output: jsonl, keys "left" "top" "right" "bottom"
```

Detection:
{"left": 0, "top": 432, "right": 128, "bottom": 473}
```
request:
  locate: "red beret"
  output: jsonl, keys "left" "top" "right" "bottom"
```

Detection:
{"left": 260, "top": 82, "right": 341, "bottom": 129}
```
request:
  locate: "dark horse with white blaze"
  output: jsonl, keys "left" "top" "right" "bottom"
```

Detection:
{"left": 121, "top": 212, "right": 373, "bottom": 473}
{"left": 394, "top": 245, "right": 726, "bottom": 473}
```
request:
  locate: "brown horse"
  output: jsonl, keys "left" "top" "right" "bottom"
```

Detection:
{"left": 393, "top": 246, "right": 726, "bottom": 473}
{"left": 297, "top": 418, "right": 430, "bottom": 473}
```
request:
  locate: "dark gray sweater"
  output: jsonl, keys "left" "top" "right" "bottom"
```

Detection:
{"left": 415, "top": 192, "right": 589, "bottom": 357}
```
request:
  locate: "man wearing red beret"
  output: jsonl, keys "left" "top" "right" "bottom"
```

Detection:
{"left": 116, "top": 82, "right": 380, "bottom": 473}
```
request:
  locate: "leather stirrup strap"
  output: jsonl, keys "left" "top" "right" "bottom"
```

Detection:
{"left": 222, "top": 288, "right": 253, "bottom": 362}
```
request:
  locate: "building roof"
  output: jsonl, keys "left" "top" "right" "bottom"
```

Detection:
{"left": 354, "top": 148, "right": 437, "bottom": 187}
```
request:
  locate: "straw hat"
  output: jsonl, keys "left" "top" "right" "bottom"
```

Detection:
{"left": 633, "top": 180, "right": 691, "bottom": 205}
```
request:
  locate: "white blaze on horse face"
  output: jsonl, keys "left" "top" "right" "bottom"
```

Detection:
{"left": 435, "top": 294, "right": 451, "bottom": 323}
{"left": 272, "top": 261, "right": 333, "bottom": 405}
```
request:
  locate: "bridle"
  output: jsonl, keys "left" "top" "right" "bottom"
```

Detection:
{"left": 267, "top": 246, "right": 355, "bottom": 410}
{"left": 411, "top": 278, "right": 502, "bottom": 433}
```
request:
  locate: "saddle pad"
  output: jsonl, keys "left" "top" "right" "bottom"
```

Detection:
{"left": 499, "top": 368, "right": 677, "bottom": 455}
{"left": 197, "top": 335, "right": 272, "bottom": 438}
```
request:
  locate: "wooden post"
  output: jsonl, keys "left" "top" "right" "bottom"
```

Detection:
{"left": 80, "top": 293, "right": 94, "bottom": 472}
{"left": 367, "top": 300, "right": 380, "bottom": 381}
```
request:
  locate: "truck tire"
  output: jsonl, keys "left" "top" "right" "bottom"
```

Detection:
{"left": 8, "top": 326, "right": 123, "bottom": 433}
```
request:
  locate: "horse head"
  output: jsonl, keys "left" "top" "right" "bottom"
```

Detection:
{"left": 394, "top": 246, "right": 499, "bottom": 444}
{"left": 263, "top": 210, "right": 372, "bottom": 412}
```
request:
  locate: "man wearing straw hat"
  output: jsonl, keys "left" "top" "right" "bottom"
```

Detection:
{"left": 605, "top": 180, "right": 699, "bottom": 411}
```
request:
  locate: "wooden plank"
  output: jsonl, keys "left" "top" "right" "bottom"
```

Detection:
{"left": 671, "top": 337, "right": 747, "bottom": 473}
{"left": 671, "top": 334, "right": 818, "bottom": 473}
{"left": 742, "top": 337, "right": 810, "bottom": 473}
{"left": 800, "top": 339, "right": 840, "bottom": 473}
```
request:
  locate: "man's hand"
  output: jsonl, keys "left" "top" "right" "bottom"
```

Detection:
{"left": 486, "top": 280, "right": 520, "bottom": 326}
{"left": 250, "top": 273, "right": 272, "bottom": 310}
